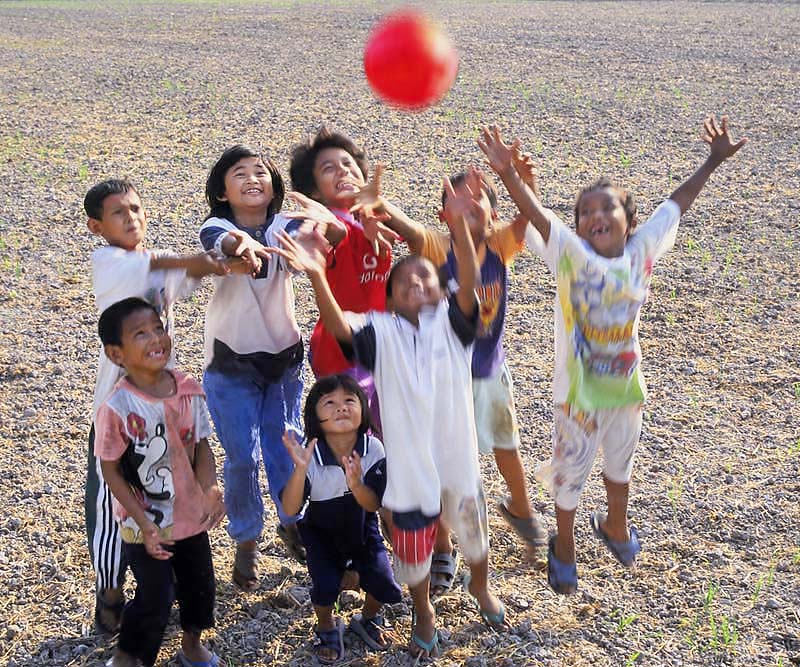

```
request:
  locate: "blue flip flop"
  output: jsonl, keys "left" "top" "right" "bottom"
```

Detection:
{"left": 547, "top": 536, "right": 578, "bottom": 595}
{"left": 461, "top": 574, "right": 511, "bottom": 631}
{"left": 410, "top": 609, "right": 440, "bottom": 659}
{"left": 590, "top": 512, "right": 641, "bottom": 567}
{"left": 176, "top": 650, "right": 220, "bottom": 667}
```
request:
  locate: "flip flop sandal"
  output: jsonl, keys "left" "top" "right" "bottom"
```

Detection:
{"left": 348, "top": 613, "right": 391, "bottom": 651}
{"left": 590, "top": 512, "right": 641, "bottom": 567}
{"left": 496, "top": 499, "right": 548, "bottom": 569}
{"left": 429, "top": 548, "right": 459, "bottom": 598}
{"left": 461, "top": 573, "right": 511, "bottom": 632}
{"left": 409, "top": 609, "right": 440, "bottom": 660}
{"left": 176, "top": 650, "right": 220, "bottom": 667}
{"left": 277, "top": 522, "right": 307, "bottom": 564}
{"left": 313, "top": 618, "right": 345, "bottom": 665}
{"left": 94, "top": 591, "right": 124, "bottom": 635}
{"left": 547, "top": 536, "right": 578, "bottom": 595}
{"left": 232, "top": 543, "right": 259, "bottom": 591}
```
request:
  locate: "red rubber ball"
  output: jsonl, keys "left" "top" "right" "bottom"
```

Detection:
{"left": 364, "top": 10, "right": 459, "bottom": 110}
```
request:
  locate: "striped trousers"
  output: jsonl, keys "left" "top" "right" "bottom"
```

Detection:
{"left": 84, "top": 425, "right": 127, "bottom": 591}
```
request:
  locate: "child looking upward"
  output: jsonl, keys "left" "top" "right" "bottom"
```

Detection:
{"left": 84, "top": 178, "right": 228, "bottom": 633}
{"left": 479, "top": 116, "right": 746, "bottom": 593}
{"left": 280, "top": 374, "right": 401, "bottom": 664}
{"left": 352, "top": 163, "right": 549, "bottom": 590}
{"left": 289, "top": 127, "right": 398, "bottom": 433}
{"left": 95, "top": 297, "right": 224, "bottom": 667}
{"left": 273, "top": 178, "right": 509, "bottom": 659}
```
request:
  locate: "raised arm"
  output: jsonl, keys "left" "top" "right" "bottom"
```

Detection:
{"left": 270, "top": 229, "right": 354, "bottom": 345}
{"left": 479, "top": 125, "right": 553, "bottom": 243}
{"left": 669, "top": 115, "right": 747, "bottom": 215}
{"left": 150, "top": 251, "right": 230, "bottom": 278}
{"left": 441, "top": 176, "right": 480, "bottom": 317}
{"left": 349, "top": 163, "right": 426, "bottom": 252}
{"left": 280, "top": 430, "right": 314, "bottom": 516}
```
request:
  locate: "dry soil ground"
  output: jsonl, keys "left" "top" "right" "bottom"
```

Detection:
{"left": 0, "top": 1, "right": 798, "bottom": 666}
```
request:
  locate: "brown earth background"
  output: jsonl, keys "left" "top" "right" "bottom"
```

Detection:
{"left": 0, "top": 1, "right": 798, "bottom": 666}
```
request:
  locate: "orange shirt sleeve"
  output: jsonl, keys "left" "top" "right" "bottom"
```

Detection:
{"left": 416, "top": 227, "right": 450, "bottom": 266}
{"left": 487, "top": 223, "right": 525, "bottom": 265}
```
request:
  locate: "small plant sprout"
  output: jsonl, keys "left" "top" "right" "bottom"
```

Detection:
{"left": 793, "top": 382, "right": 800, "bottom": 399}
{"left": 624, "top": 650, "right": 641, "bottom": 666}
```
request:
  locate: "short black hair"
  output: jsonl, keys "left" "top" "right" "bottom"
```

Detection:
{"left": 205, "top": 145, "right": 285, "bottom": 222}
{"left": 574, "top": 177, "right": 637, "bottom": 229}
{"left": 289, "top": 126, "right": 369, "bottom": 201}
{"left": 441, "top": 170, "right": 498, "bottom": 210}
{"left": 98, "top": 297, "right": 159, "bottom": 347}
{"left": 304, "top": 374, "right": 372, "bottom": 442}
{"left": 84, "top": 179, "right": 138, "bottom": 220}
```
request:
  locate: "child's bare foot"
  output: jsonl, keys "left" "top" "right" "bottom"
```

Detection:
{"left": 466, "top": 578, "right": 511, "bottom": 631}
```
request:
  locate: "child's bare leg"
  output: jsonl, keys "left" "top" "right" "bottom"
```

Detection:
{"left": 465, "top": 556, "right": 508, "bottom": 629}
{"left": 554, "top": 504, "right": 577, "bottom": 563}
{"left": 433, "top": 519, "right": 453, "bottom": 554}
{"left": 408, "top": 577, "right": 436, "bottom": 655}
{"left": 181, "top": 629, "right": 212, "bottom": 663}
{"left": 314, "top": 604, "right": 336, "bottom": 631}
{"left": 602, "top": 476, "right": 630, "bottom": 542}
{"left": 494, "top": 449, "right": 531, "bottom": 518}
{"left": 362, "top": 593, "right": 382, "bottom": 620}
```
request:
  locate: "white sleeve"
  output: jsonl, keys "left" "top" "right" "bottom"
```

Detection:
{"left": 627, "top": 199, "right": 681, "bottom": 266}
{"left": 524, "top": 209, "right": 582, "bottom": 275}
{"left": 92, "top": 247, "right": 153, "bottom": 312}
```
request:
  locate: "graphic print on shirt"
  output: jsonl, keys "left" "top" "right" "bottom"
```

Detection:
{"left": 558, "top": 248, "right": 649, "bottom": 407}
{"left": 476, "top": 281, "right": 502, "bottom": 337}
{"left": 122, "top": 417, "right": 175, "bottom": 528}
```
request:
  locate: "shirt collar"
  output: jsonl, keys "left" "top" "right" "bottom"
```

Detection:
{"left": 314, "top": 433, "right": 368, "bottom": 467}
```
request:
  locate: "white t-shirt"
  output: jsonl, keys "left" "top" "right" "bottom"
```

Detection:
{"left": 91, "top": 246, "right": 199, "bottom": 419}
{"left": 199, "top": 214, "right": 301, "bottom": 368}
{"left": 525, "top": 199, "right": 681, "bottom": 410}
{"left": 350, "top": 298, "right": 482, "bottom": 516}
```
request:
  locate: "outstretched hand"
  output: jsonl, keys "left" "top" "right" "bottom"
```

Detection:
{"left": 478, "top": 124, "right": 520, "bottom": 176}
{"left": 341, "top": 451, "right": 363, "bottom": 490}
{"left": 512, "top": 145, "right": 542, "bottom": 199}
{"left": 349, "top": 164, "right": 401, "bottom": 256}
{"left": 702, "top": 115, "right": 747, "bottom": 163}
{"left": 225, "top": 229, "right": 268, "bottom": 276}
{"left": 269, "top": 228, "right": 328, "bottom": 275}
{"left": 282, "top": 430, "right": 315, "bottom": 471}
{"left": 441, "top": 171, "right": 484, "bottom": 237}
{"left": 284, "top": 191, "right": 348, "bottom": 235}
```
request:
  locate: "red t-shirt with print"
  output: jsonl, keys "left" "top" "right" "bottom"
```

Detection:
{"left": 310, "top": 211, "right": 391, "bottom": 377}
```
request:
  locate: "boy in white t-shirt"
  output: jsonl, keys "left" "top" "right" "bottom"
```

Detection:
{"left": 273, "top": 179, "right": 510, "bottom": 658}
{"left": 84, "top": 178, "right": 229, "bottom": 633}
{"left": 479, "top": 116, "right": 746, "bottom": 593}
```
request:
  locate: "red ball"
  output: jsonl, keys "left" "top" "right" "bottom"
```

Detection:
{"left": 364, "top": 10, "right": 459, "bottom": 110}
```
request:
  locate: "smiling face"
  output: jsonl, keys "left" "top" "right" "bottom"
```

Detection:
{"left": 105, "top": 307, "right": 171, "bottom": 374}
{"left": 315, "top": 386, "right": 363, "bottom": 437}
{"left": 575, "top": 186, "right": 632, "bottom": 258}
{"left": 220, "top": 156, "right": 275, "bottom": 217}
{"left": 387, "top": 256, "right": 443, "bottom": 325}
{"left": 87, "top": 189, "right": 147, "bottom": 251}
{"left": 312, "top": 146, "right": 366, "bottom": 209}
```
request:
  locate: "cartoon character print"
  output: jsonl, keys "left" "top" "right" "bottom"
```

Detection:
{"left": 121, "top": 416, "right": 175, "bottom": 529}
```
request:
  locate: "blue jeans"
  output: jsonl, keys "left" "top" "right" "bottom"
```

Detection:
{"left": 203, "top": 365, "right": 303, "bottom": 542}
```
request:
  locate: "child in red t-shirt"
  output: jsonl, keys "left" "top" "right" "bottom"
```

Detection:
{"left": 289, "top": 127, "right": 399, "bottom": 433}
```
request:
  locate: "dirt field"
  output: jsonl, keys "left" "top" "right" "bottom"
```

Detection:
{"left": 0, "top": 1, "right": 798, "bottom": 665}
